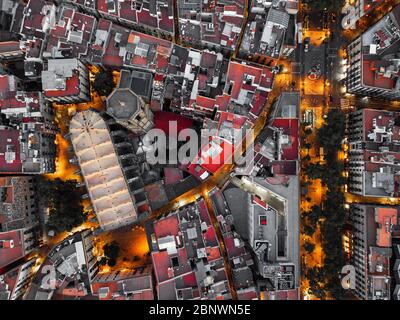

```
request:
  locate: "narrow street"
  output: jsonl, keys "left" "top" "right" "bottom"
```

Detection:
{"left": 203, "top": 194, "right": 238, "bottom": 300}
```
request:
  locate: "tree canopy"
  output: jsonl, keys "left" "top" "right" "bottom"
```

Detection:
{"left": 303, "top": 0, "right": 343, "bottom": 11}
{"left": 103, "top": 241, "right": 120, "bottom": 267}
{"left": 38, "top": 178, "right": 86, "bottom": 234}
{"left": 93, "top": 69, "right": 115, "bottom": 97}
{"left": 303, "top": 108, "right": 347, "bottom": 299}
{"left": 317, "top": 109, "right": 346, "bottom": 151}
{"left": 304, "top": 241, "right": 315, "bottom": 254}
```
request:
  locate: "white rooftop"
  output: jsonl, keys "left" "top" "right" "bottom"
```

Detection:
{"left": 70, "top": 110, "right": 137, "bottom": 231}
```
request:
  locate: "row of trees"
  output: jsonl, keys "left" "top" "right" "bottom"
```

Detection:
{"left": 303, "top": 109, "right": 347, "bottom": 300}
{"left": 303, "top": 0, "right": 344, "bottom": 11}
{"left": 37, "top": 177, "right": 86, "bottom": 234}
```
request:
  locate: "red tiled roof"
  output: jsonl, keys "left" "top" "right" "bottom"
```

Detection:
{"left": 224, "top": 233, "right": 245, "bottom": 259}
{"left": 153, "top": 214, "right": 179, "bottom": 239}
{"left": 0, "top": 41, "right": 21, "bottom": 53}
{"left": 152, "top": 247, "right": 191, "bottom": 284}
{"left": 151, "top": 250, "right": 171, "bottom": 283}
{"left": 361, "top": 109, "right": 400, "bottom": 141}
{"left": 272, "top": 160, "right": 298, "bottom": 175}
{"left": 102, "top": 24, "right": 128, "bottom": 67}
{"left": 237, "top": 290, "right": 258, "bottom": 300}
{"left": 362, "top": 60, "right": 398, "bottom": 90}
{"left": 375, "top": 207, "right": 398, "bottom": 247}
{"left": 97, "top": 0, "right": 117, "bottom": 16}
{"left": 137, "top": 7, "right": 157, "bottom": 29}
{"left": 91, "top": 275, "right": 153, "bottom": 300}
{"left": 182, "top": 271, "right": 197, "bottom": 287}
{"left": 206, "top": 246, "right": 221, "bottom": 261}
{"left": 0, "top": 76, "right": 41, "bottom": 112}
{"left": 154, "top": 111, "right": 193, "bottom": 139}
{"left": 203, "top": 226, "right": 218, "bottom": 247}
{"left": 158, "top": 6, "right": 174, "bottom": 33}
{"left": 263, "top": 288, "right": 300, "bottom": 300}
{"left": 271, "top": 119, "right": 299, "bottom": 161}
{"left": 217, "top": 111, "right": 248, "bottom": 129}
{"left": 21, "top": 0, "right": 49, "bottom": 39}
{"left": 250, "top": 91, "right": 269, "bottom": 117}
{"left": 163, "top": 167, "right": 183, "bottom": 185}
{"left": 132, "top": 290, "right": 154, "bottom": 300}
{"left": 226, "top": 61, "right": 274, "bottom": 99}
{"left": 119, "top": 0, "right": 137, "bottom": 23}
{"left": 195, "top": 95, "right": 216, "bottom": 110}
{"left": 186, "top": 163, "right": 208, "bottom": 180}
{"left": 198, "top": 199, "right": 211, "bottom": 225}
{"left": 187, "top": 137, "right": 233, "bottom": 179}
{"left": 44, "top": 6, "right": 96, "bottom": 59}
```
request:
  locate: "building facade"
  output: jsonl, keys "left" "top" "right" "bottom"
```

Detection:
{"left": 347, "top": 109, "right": 400, "bottom": 198}
{"left": 0, "top": 75, "right": 57, "bottom": 174}
{"left": 349, "top": 204, "right": 399, "bottom": 300}
{"left": 345, "top": 5, "right": 400, "bottom": 100}
{"left": 42, "top": 59, "right": 90, "bottom": 104}
{"left": 0, "top": 258, "right": 38, "bottom": 300}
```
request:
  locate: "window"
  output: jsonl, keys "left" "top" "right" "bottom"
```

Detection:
{"left": 259, "top": 215, "right": 267, "bottom": 226}
{"left": 171, "top": 256, "right": 179, "bottom": 268}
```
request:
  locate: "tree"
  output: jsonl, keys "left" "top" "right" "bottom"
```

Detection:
{"left": 99, "top": 257, "right": 108, "bottom": 266}
{"left": 304, "top": 142, "right": 312, "bottom": 150}
{"left": 46, "top": 207, "right": 86, "bottom": 233}
{"left": 93, "top": 69, "right": 115, "bottom": 96}
{"left": 103, "top": 241, "right": 120, "bottom": 261}
{"left": 304, "top": 127, "right": 313, "bottom": 136}
{"left": 304, "top": 241, "right": 315, "bottom": 254}
{"left": 303, "top": 224, "right": 315, "bottom": 237}
{"left": 305, "top": 162, "right": 325, "bottom": 180}
{"left": 303, "top": 0, "right": 343, "bottom": 11}
{"left": 107, "top": 258, "right": 117, "bottom": 267}
{"left": 317, "top": 109, "right": 345, "bottom": 151}
{"left": 303, "top": 107, "right": 347, "bottom": 300}
{"left": 302, "top": 154, "right": 311, "bottom": 162}
{"left": 39, "top": 177, "right": 86, "bottom": 234}
{"left": 308, "top": 205, "right": 323, "bottom": 226}
{"left": 307, "top": 267, "right": 325, "bottom": 283}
